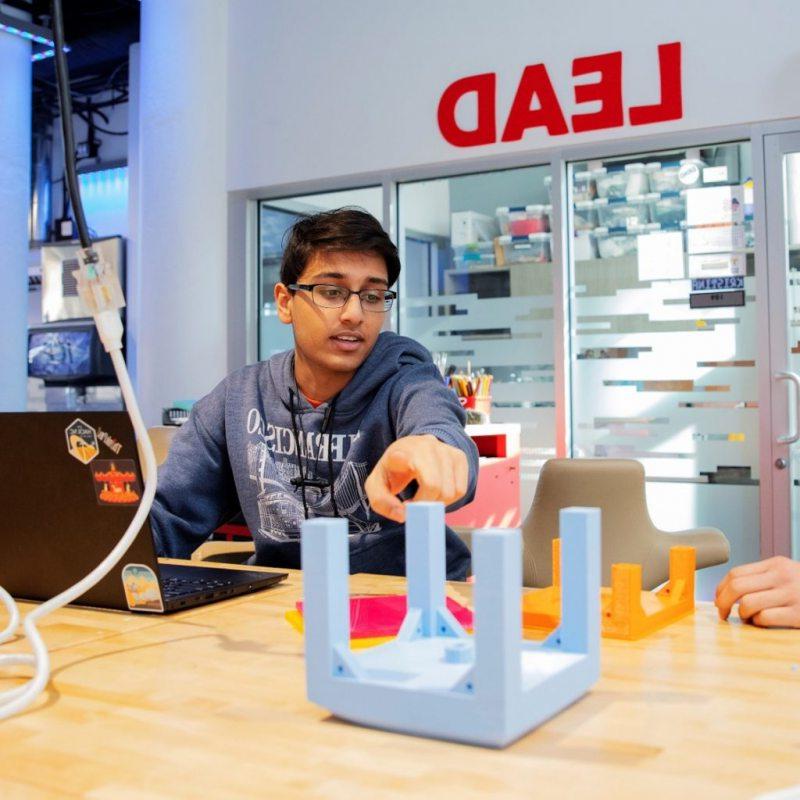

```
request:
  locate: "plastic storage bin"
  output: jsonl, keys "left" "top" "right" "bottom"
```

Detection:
{"left": 452, "top": 241, "right": 495, "bottom": 269}
{"left": 573, "top": 170, "right": 596, "bottom": 202}
{"left": 497, "top": 233, "right": 551, "bottom": 265}
{"left": 450, "top": 211, "right": 498, "bottom": 246}
{"left": 593, "top": 224, "right": 658, "bottom": 259}
{"left": 592, "top": 163, "right": 649, "bottom": 198}
{"left": 647, "top": 191, "right": 686, "bottom": 227}
{"left": 594, "top": 195, "right": 650, "bottom": 228}
{"left": 496, "top": 205, "right": 551, "bottom": 236}
{"left": 573, "top": 200, "right": 597, "bottom": 231}
{"left": 647, "top": 159, "right": 705, "bottom": 192}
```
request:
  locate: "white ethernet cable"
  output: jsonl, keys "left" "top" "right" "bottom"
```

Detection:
{"left": 0, "top": 249, "right": 158, "bottom": 720}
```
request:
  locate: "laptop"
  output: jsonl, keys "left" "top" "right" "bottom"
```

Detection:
{"left": 0, "top": 411, "right": 287, "bottom": 613}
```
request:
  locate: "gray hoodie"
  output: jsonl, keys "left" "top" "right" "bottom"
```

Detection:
{"left": 150, "top": 332, "right": 478, "bottom": 579}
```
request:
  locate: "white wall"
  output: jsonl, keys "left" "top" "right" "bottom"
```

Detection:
{"left": 135, "top": 0, "right": 229, "bottom": 424}
{"left": 226, "top": 0, "right": 800, "bottom": 190}
{"left": 133, "top": 0, "right": 800, "bottom": 409}
{"left": 0, "top": 7, "right": 31, "bottom": 411}
{"left": 400, "top": 181, "right": 451, "bottom": 238}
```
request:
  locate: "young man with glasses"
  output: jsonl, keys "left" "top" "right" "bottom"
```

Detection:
{"left": 151, "top": 208, "right": 478, "bottom": 579}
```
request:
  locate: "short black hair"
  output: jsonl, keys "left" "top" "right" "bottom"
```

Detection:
{"left": 280, "top": 207, "right": 401, "bottom": 287}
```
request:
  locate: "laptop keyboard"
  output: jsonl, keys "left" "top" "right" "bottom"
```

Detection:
{"left": 160, "top": 574, "right": 235, "bottom": 599}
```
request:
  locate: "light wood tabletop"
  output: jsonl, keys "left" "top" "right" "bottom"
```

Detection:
{"left": 1, "top": 562, "right": 799, "bottom": 800}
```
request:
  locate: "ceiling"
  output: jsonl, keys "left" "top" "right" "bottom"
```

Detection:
{"left": 4, "top": 0, "right": 140, "bottom": 107}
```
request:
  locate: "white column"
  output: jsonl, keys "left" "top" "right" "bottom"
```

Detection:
{"left": 135, "top": 0, "right": 229, "bottom": 424}
{"left": 0, "top": 11, "right": 32, "bottom": 411}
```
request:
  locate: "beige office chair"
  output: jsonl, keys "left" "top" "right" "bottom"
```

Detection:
{"left": 143, "top": 425, "right": 256, "bottom": 564}
{"left": 523, "top": 458, "right": 730, "bottom": 590}
{"left": 143, "top": 425, "right": 178, "bottom": 474}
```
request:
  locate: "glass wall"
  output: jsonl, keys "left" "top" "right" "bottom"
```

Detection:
{"left": 257, "top": 187, "right": 383, "bottom": 359}
{"left": 396, "top": 167, "right": 556, "bottom": 513}
{"left": 567, "top": 141, "right": 758, "bottom": 595}
{"left": 249, "top": 135, "right": 794, "bottom": 594}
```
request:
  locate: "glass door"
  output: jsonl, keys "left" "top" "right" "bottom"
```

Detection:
{"left": 566, "top": 141, "right": 760, "bottom": 597}
{"left": 765, "top": 132, "right": 800, "bottom": 560}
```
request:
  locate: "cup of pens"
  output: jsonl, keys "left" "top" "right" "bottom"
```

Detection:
{"left": 449, "top": 367, "right": 493, "bottom": 421}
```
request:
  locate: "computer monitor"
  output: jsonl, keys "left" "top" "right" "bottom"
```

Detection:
{"left": 27, "top": 323, "right": 116, "bottom": 386}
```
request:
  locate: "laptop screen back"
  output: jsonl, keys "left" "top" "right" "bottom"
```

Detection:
{"left": 0, "top": 412, "right": 161, "bottom": 610}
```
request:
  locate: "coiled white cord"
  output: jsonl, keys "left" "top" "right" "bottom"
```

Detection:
{"left": 0, "top": 345, "right": 157, "bottom": 719}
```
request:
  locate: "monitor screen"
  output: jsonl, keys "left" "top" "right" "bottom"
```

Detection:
{"left": 28, "top": 330, "right": 92, "bottom": 378}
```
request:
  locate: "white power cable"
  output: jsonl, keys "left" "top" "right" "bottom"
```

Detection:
{"left": 0, "top": 1, "right": 159, "bottom": 719}
{"left": 0, "top": 306, "right": 157, "bottom": 720}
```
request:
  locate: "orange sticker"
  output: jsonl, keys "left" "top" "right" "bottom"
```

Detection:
{"left": 90, "top": 459, "right": 142, "bottom": 506}
{"left": 65, "top": 418, "right": 99, "bottom": 465}
{"left": 121, "top": 564, "right": 163, "bottom": 612}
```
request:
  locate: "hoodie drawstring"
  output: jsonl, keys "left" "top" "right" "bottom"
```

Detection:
{"left": 288, "top": 387, "right": 340, "bottom": 520}
{"left": 288, "top": 388, "right": 310, "bottom": 520}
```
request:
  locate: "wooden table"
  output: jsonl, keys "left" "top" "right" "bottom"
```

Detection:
{"left": 1, "top": 562, "right": 799, "bottom": 800}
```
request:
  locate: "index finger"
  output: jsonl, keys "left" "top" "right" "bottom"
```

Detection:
{"left": 715, "top": 571, "right": 776, "bottom": 620}
{"left": 364, "top": 449, "right": 417, "bottom": 523}
{"left": 715, "top": 559, "right": 772, "bottom": 600}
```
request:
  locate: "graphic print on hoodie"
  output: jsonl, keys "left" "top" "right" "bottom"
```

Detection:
{"left": 245, "top": 399, "right": 377, "bottom": 541}
{"left": 150, "top": 332, "right": 480, "bottom": 579}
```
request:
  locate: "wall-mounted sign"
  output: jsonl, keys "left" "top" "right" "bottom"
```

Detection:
{"left": 437, "top": 42, "right": 682, "bottom": 147}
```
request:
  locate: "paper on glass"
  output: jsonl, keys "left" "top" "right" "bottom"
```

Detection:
{"left": 686, "top": 186, "right": 744, "bottom": 226}
{"left": 688, "top": 252, "right": 746, "bottom": 278}
{"left": 637, "top": 230, "right": 685, "bottom": 281}
{"left": 702, "top": 166, "right": 728, "bottom": 183}
{"left": 686, "top": 224, "right": 745, "bottom": 254}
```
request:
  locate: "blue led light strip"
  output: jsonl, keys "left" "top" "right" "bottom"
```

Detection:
{"left": 31, "top": 48, "right": 56, "bottom": 62}
{"left": 0, "top": 20, "right": 52, "bottom": 46}
{"left": 0, "top": 14, "right": 70, "bottom": 62}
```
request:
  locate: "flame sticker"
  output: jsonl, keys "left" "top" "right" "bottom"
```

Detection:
{"left": 90, "top": 459, "right": 142, "bottom": 506}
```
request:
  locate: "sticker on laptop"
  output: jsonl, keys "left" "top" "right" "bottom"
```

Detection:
{"left": 90, "top": 459, "right": 142, "bottom": 506}
{"left": 96, "top": 425, "right": 123, "bottom": 455}
{"left": 65, "top": 418, "right": 99, "bottom": 465}
{"left": 121, "top": 564, "right": 164, "bottom": 612}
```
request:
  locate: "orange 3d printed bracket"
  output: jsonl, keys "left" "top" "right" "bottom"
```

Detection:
{"left": 522, "top": 539, "right": 696, "bottom": 640}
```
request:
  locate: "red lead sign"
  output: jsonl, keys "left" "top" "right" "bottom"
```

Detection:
{"left": 437, "top": 42, "right": 682, "bottom": 147}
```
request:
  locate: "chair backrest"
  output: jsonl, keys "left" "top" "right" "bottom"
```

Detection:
{"left": 522, "top": 458, "right": 659, "bottom": 587}
{"left": 139, "top": 425, "right": 179, "bottom": 481}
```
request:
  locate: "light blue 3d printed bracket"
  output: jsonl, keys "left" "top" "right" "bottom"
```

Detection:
{"left": 300, "top": 502, "right": 600, "bottom": 748}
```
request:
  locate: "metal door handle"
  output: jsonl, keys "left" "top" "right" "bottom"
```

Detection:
{"left": 775, "top": 371, "right": 800, "bottom": 444}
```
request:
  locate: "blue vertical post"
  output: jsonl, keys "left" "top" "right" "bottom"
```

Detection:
{"left": 405, "top": 503, "right": 446, "bottom": 636}
{"left": 559, "top": 507, "right": 600, "bottom": 657}
{"left": 472, "top": 529, "right": 522, "bottom": 703}
{"left": 301, "top": 517, "right": 350, "bottom": 687}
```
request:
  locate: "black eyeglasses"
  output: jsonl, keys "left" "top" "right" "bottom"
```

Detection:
{"left": 288, "top": 283, "right": 396, "bottom": 313}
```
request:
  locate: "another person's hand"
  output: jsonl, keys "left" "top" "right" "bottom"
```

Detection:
{"left": 364, "top": 434, "right": 469, "bottom": 523}
{"left": 715, "top": 556, "right": 800, "bottom": 628}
